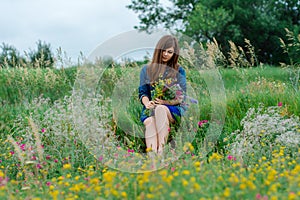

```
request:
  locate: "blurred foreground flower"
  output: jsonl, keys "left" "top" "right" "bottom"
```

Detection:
{"left": 198, "top": 120, "right": 208, "bottom": 127}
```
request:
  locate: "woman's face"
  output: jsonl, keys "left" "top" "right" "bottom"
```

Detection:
{"left": 161, "top": 47, "right": 174, "bottom": 63}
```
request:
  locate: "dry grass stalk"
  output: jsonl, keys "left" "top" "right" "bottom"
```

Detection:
{"left": 244, "top": 38, "right": 258, "bottom": 66}
{"left": 206, "top": 38, "right": 226, "bottom": 67}
{"left": 228, "top": 40, "right": 239, "bottom": 67}
{"left": 228, "top": 40, "right": 252, "bottom": 68}
{"left": 7, "top": 135, "right": 25, "bottom": 164}
{"left": 28, "top": 118, "right": 44, "bottom": 162}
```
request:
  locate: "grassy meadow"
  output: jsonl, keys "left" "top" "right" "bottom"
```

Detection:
{"left": 0, "top": 63, "right": 299, "bottom": 199}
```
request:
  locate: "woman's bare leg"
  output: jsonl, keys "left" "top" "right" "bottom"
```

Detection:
{"left": 155, "top": 105, "right": 175, "bottom": 155}
{"left": 144, "top": 117, "right": 158, "bottom": 153}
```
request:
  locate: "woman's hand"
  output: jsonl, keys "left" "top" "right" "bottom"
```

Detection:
{"left": 145, "top": 100, "right": 155, "bottom": 109}
{"left": 154, "top": 98, "right": 168, "bottom": 105}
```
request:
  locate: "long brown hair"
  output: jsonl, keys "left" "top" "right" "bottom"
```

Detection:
{"left": 147, "top": 35, "right": 180, "bottom": 84}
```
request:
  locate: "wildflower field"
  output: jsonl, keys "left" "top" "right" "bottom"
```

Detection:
{"left": 0, "top": 63, "right": 300, "bottom": 200}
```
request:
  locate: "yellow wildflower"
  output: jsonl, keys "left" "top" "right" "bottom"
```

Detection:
{"left": 94, "top": 185, "right": 101, "bottom": 192}
{"left": 288, "top": 192, "right": 297, "bottom": 200}
{"left": 146, "top": 194, "right": 154, "bottom": 199}
{"left": 193, "top": 183, "right": 200, "bottom": 190}
{"left": 90, "top": 178, "right": 99, "bottom": 185}
{"left": 49, "top": 190, "right": 59, "bottom": 200}
{"left": 63, "top": 163, "right": 71, "bottom": 170}
{"left": 170, "top": 191, "right": 178, "bottom": 197}
{"left": 270, "top": 196, "right": 278, "bottom": 200}
{"left": 121, "top": 192, "right": 127, "bottom": 198}
{"left": 146, "top": 147, "right": 152, "bottom": 152}
{"left": 239, "top": 183, "right": 246, "bottom": 190}
{"left": 209, "top": 152, "right": 223, "bottom": 162}
{"left": 194, "top": 161, "right": 201, "bottom": 168}
{"left": 223, "top": 187, "right": 230, "bottom": 197}
{"left": 173, "top": 171, "right": 179, "bottom": 177}
{"left": 182, "top": 170, "right": 190, "bottom": 175}
{"left": 182, "top": 179, "right": 189, "bottom": 187}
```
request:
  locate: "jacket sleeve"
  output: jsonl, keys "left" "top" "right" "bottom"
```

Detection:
{"left": 138, "top": 66, "right": 151, "bottom": 104}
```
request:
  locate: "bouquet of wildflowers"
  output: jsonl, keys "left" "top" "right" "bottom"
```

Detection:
{"left": 151, "top": 77, "right": 184, "bottom": 102}
{"left": 145, "top": 77, "right": 185, "bottom": 117}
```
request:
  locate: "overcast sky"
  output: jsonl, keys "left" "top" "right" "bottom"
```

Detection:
{"left": 0, "top": 0, "right": 140, "bottom": 62}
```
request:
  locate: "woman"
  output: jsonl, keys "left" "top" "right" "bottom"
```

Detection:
{"left": 138, "top": 35, "right": 187, "bottom": 155}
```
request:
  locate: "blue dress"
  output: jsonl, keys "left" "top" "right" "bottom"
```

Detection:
{"left": 138, "top": 65, "right": 187, "bottom": 123}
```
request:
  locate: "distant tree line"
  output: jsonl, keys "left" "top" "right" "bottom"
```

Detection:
{"left": 0, "top": 40, "right": 55, "bottom": 68}
{"left": 127, "top": 0, "right": 300, "bottom": 65}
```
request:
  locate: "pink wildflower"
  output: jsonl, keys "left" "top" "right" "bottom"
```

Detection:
{"left": 20, "top": 144, "right": 26, "bottom": 151}
{"left": 127, "top": 149, "right": 134, "bottom": 153}
{"left": 98, "top": 156, "right": 103, "bottom": 162}
{"left": 256, "top": 193, "right": 262, "bottom": 199}
{"left": 41, "top": 128, "right": 45, "bottom": 133}
{"left": 36, "top": 164, "right": 42, "bottom": 169}
{"left": 198, "top": 120, "right": 208, "bottom": 127}
{"left": 46, "top": 182, "right": 51, "bottom": 186}
{"left": 278, "top": 102, "right": 283, "bottom": 107}
{"left": 263, "top": 195, "right": 268, "bottom": 200}
{"left": 227, "top": 155, "right": 236, "bottom": 161}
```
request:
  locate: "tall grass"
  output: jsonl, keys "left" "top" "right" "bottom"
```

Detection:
{"left": 1, "top": 64, "right": 299, "bottom": 150}
{"left": 0, "top": 66, "right": 77, "bottom": 104}
{"left": 0, "top": 66, "right": 77, "bottom": 134}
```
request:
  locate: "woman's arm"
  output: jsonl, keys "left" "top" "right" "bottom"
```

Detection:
{"left": 154, "top": 98, "right": 183, "bottom": 106}
{"left": 138, "top": 66, "right": 151, "bottom": 104}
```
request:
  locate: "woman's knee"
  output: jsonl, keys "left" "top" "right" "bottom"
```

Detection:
{"left": 143, "top": 116, "right": 155, "bottom": 126}
{"left": 155, "top": 105, "right": 174, "bottom": 121}
{"left": 155, "top": 105, "right": 168, "bottom": 114}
